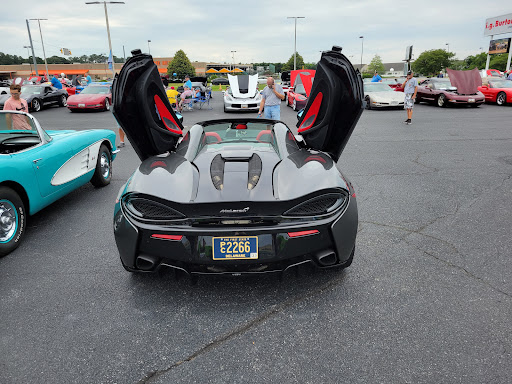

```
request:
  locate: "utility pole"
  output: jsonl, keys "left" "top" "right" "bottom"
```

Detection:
{"left": 359, "top": 36, "right": 364, "bottom": 71}
{"left": 86, "top": 1, "right": 125, "bottom": 78}
{"left": 231, "top": 50, "right": 236, "bottom": 73}
{"left": 25, "top": 20, "right": 38, "bottom": 76}
{"left": 23, "top": 45, "right": 33, "bottom": 74}
{"left": 30, "top": 19, "right": 50, "bottom": 80}
{"left": 287, "top": 17, "right": 305, "bottom": 70}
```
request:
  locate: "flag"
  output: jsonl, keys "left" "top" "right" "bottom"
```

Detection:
{"left": 108, "top": 50, "right": 113, "bottom": 71}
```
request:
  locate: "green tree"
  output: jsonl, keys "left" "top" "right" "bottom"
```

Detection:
{"left": 367, "top": 55, "right": 385, "bottom": 74}
{"left": 282, "top": 52, "right": 305, "bottom": 71}
{"left": 412, "top": 49, "right": 455, "bottom": 76}
{"left": 167, "top": 50, "right": 195, "bottom": 79}
{"left": 463, "top": 52, "right": 487, "bottom": 70}
{"left": 490, "top": 53, "right": 508, "bottom": 71}
{"left": 46, "top": 55, "right": 70, "bottom": 64}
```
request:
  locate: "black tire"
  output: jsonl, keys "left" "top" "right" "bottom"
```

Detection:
{"left": 496, "top": 92, "right": 506, "bottom": 106}
{"left": 414, "top": 97, "right": 421, "bottom": 104}
{"left": 32, "top": 98, "right": 41, "bottom": 112}
{"left": 365, "top": 96, "right": 371, "bottom": 110}
{"left": 59, "top": 95, "right": 67, "bottom": 107}
{"left": 90, "top": 144, "right": 112, "bottom": 187}
{"left": 0, "top": 187, "right": 26, "bottom": 257}
{"left": 437, "top": 94, "right": 447, "bottom": 108}
{"left": 104, "top": 98, "right": 110, "bottom": 111}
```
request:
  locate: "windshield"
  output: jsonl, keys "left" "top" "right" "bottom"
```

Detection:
{"left": 434, "top": 81, "right": 455, "bottom": 90}
{"left": 294, "top": 84, "right": 307, "bottom": 95}
{"left": 0, "top": 112, "right": 38, "bottom": 133}
{"left": 80, "top": 86, "right": 111, "bottom": 95}
{"left": 364, "top": 83, "right": 393, "bottom": 92}
{"left": 489, "top": 80, "right": 512, "bottom": 88}
{"left": 21, "top": 86, "right": 43, "bottom": 95}
{"left": 202, "top": 121, "right": 276, "bottom": 146}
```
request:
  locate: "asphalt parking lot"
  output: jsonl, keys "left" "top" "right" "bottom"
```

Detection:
{"left": 1, "top": 93, "right": 511, "bottom": 383}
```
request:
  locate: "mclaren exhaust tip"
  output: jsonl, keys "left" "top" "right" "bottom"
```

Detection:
{"left": 316, "top": 250, "right": 338, "bottom": 267}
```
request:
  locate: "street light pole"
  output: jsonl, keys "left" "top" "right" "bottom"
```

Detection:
{"left": 445, "top": 43, "right": 449, "bottom": 53}
{"left": 231, "top": 50, "right": 236, "bottom": 73}
{"left": 287, "top": 16, "right": 305, "bottom": 70}
{"left": 25, "top": 19, "right": 39, "bottom": 76}
{"left": 30, "top": 19, "right": 50, "bottom": 81}
{"left": 86, "top": 1, "right": 125, "bottom": 78}
{"left": 23, "top": 45, "right": 33, "bottom": 74}
{"left": 359, "top": 36, "right": 364, "bottom": 71}
{"left": 148, "top": 40, "right": 151, "bottom": 55}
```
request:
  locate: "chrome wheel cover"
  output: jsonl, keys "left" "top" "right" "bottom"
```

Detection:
{"left": 438, "top": 95, "right": 445, "bottom": 107}
{"left": 0, "top": 200, "right": 17, "bottom": 243}
{"left": 61, "top": 95, "right": 67, "bottom": 106}
{"left": 105, "top": 99, "right": 110, "bottom": 110}
{"left": 100, "top": 153, "right": 110, "bottom": 179}
{"left": 33, "top": 99, "right": 40, "bottom": 111}
{"left": 497, "top": 93, "right": 505, "bottom": 105}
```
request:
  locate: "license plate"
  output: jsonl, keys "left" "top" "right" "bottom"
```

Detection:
{"left": 78, "top": 103, "right": 85, "bottom": 108}
{"left": 468, "top": 98, "right": 475, "bottom": 103}
{"left": 241, "top": 104, "right": 248, "bottom": 109}
{"left": 212, "top": 236, "right": 258, "bottom": 260}
{"left": 390, "top": 101, "right": 398, "bottom": 105}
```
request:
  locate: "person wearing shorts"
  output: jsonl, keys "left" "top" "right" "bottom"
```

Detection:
{"left": 402, "top": 70, "right": 418, "bottom": 125}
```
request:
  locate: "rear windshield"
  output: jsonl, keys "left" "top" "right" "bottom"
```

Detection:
{"left": 202, "top": 121, "right": 276, "bottom": 146}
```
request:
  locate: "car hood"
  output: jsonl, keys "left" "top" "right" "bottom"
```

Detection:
{"left": 228, "top": 74, "right": 258, "bottom": 98}
{"left": 291, "top": 69, "right": 315, "bottom": 97}
{"left": 296, "top": 46, "right": 364, "bottom": 162}
{"left": 446, "top": 68, "right": 482, "bottom": 95}
{"left": 366, "top": 91, "right": 404, "bottom": 101}
{"left": 68, "top": 94, "right": 109, "bottom": 103}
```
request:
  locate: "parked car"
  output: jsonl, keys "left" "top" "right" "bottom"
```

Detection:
{"left": 111, "top": 46, "right": 363, "bottom": 276}
{"left": 478, "top": 78, "right": 512, "bottom": 105}
{"left": 67, "top": 84, "right": 112, "bottom": 112}
{"left": 0, "top": 110, "right": 118, "bottom": 256}
{"left": 363, "top": 82, "right": 405, "bottom": 109}
{"left": 224, "top": 74, "right": 261, "bottom": 112}
{"left": 287, "top": 69, "right": 315, "bottom": 111}
{"left": 211, "top": 77, "right": 230, "bottom": 85}
{"left": 0, "top": 85, "right": 68, "bottom": 112}
{"left": 415, "top": 78, "right": 484, "bottom": 107}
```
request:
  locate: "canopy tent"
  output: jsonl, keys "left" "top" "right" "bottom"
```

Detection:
{"left": 233, "top": 68, "right": 244, "bottom": 73}
{"left": 218, "top": 68, "right": 230, "bottom": 73}
{"left": 206, "top": 68, "right": 219, "bottom": 73}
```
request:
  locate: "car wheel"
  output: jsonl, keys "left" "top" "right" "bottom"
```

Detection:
{"left": 293, "top": 99, "right": 297, "bottom": 111}
{"left": 496, "top": 92, "right": 506, "bottom": 106}
{"left": 32, "top": 98, "right": 41, "bottom": 112}
{"left": 365, "top": 96, "right": 371, "bottom": 110}
{"left": 437, "top": 94, "right": 446, "bottom": 107}
{"left": 0, "top": 187, "right": 26, "bottom": 257}
{"left": 90, "top": 144, "right": 112, "bottom": 187}
{"left": 414, "top": 97, "right": 421, "bottom": 104}
{"left": 104, "top": 98, "right": 110, "bottom": 111}
{"left": 59, "top": 95, "right": 67, "bottom": 107}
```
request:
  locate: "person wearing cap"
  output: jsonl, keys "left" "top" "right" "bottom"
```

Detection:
{"left": 371, "top": 71, "right": 382, "bottom": 82}
{"left": 401, "top": 70, "right": 418, "bottom": 125}
{"left": 166, "top": 86, "right": 179, "bottom": 107}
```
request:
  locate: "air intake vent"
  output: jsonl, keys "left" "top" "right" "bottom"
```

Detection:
{"left": 284, "top": 192, "right": 348, "bottom": 217}
{"left": 123, "top": 197, "right": 185, "bottom": 221}
{"left": 248, "top": 154, "right": 262, "bottom": 190}
{"left": 211, "top": 154, "right": 225, "bottom": 190}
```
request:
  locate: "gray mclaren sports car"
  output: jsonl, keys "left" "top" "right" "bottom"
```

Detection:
{"left": 112, "top": 46, "right": 364, "bottom": 276}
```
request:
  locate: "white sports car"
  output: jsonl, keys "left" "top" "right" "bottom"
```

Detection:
{"left": 224, "top": 74, "right": 262, "bottom": 112}
{"left": 364, "top": 82, "right": 405, "bottom": 109}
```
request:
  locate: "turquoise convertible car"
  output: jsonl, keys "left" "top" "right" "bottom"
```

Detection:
{"left": 0, "top": 110, "right": 118, "bottom": 256}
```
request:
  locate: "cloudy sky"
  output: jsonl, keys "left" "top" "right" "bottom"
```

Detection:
{"left": 0, "top": 0, "right": 510, "bottom": 66}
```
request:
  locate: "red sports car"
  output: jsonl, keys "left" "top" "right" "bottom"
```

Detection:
{"left": 67, "top": 84, "right": 112, "bottom": 112}
{"left": 287, "top": 69, "right": 315, "bottom": 111}
{"left": 478, "top": 78, "right": 512, "bottom": 105}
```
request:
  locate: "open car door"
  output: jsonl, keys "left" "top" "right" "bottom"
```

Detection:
{"left": 112, "top": 49, "right": 184, "bottom": 161}
{"left": 296, "top": 46, "right": 364, "bottom": 162}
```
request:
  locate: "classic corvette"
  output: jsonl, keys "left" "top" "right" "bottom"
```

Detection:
{"left": 287, "top": 69, "right": 315, "bottom": 111}
{"left": 0, "top": 111, "right": 118, "bottom": 256}
{"left": 67, "top": 84, "right": 112, "bottom": 112}
{"left": 0, "top": 85, "right": 68, "bottom": 112}
{"left": 111, "top": 46, "right": 363, "bottom": 277}
{"left": 478, "top": 78, "right": 512, "bottom": 105}
{"left": 364, "top": 82, "right": 405, "bottom": 109}
{"left": 416, "top": 77, "right": 484, "bottom": 107}
{"left": 224, "top": 74, "right": 262, "bottom": 112}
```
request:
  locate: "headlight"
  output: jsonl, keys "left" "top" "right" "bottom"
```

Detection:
{"left": 225, "top": 94, "right": 233, "bottom": 101}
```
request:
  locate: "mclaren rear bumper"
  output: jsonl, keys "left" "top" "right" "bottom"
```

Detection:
{"left": 113, "top": 197, "right": 358, "bottom": 275}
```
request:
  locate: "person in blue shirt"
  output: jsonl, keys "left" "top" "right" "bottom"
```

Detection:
{"left": 184, "top": 75, "right": 192, "bottom": 90}
{"left": 507, "top": 71, "right": 512, "bottom": 81}
{"left": 51, "top": 74, "right": 63, "bottom": 89}
{"left": 85, "top": 73, "right": 92, "bottom": 85}
{"left": 371, "top": 71, "right": 382, "bottom": 82}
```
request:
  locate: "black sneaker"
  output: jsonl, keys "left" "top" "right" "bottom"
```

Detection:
{"left": 406, "top": 120, "right": 412, "bottom": 125}
{"left": 403, "top": 119, "right": 410, "bottom": 124}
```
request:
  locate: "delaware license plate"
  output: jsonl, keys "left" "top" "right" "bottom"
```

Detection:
{"left": 212, "top": 236, "right": 258, "bottom": 260}
{"left": 78, "top": 103, "right": 85, "bottom": 108}
{"left": 468, "top": 98, "right": 475, "bottom": 103}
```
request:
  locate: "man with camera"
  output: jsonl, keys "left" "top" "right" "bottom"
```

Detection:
{"left": 258, "top": 77, "right": 285, "bottom": 120}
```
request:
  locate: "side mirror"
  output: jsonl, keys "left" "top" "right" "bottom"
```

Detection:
{"left": 296, "top": 108, "right": 304, "bottom": 120}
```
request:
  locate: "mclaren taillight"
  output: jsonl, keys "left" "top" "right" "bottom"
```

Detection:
{"left": 123, "top": 196, "right": 185, "bottom": 221}
{"left": 151, "top": 234, "right": 183, "bottom": 241}
{"left": 287, "top": 230, "right": 319, "bottom": 238}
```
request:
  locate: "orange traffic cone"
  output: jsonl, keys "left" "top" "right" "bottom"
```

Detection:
{"left": 219, "top": 84, "right": 222, "bottom": 91}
